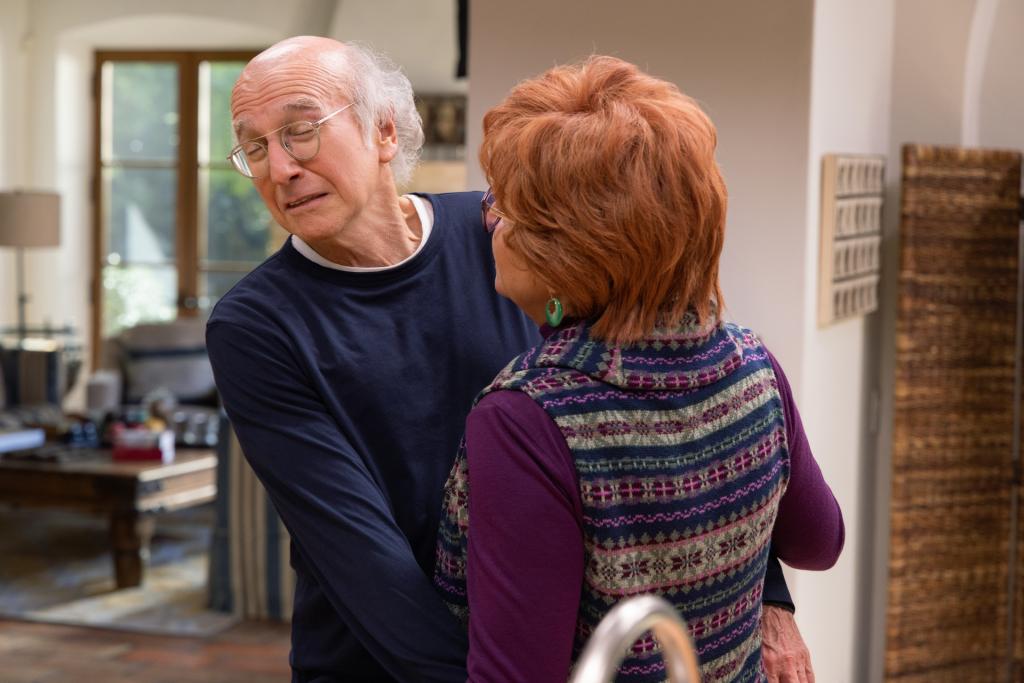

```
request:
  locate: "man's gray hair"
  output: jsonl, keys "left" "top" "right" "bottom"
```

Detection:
{"left": 341, "top": 44, "right": 424, "bottom": 186}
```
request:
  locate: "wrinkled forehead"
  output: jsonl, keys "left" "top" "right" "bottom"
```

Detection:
{"left": 230, "top": 57, "right": 352, "bottom": 138}
{"left": 231, "top": 96, "right": 326, "bottom": 139}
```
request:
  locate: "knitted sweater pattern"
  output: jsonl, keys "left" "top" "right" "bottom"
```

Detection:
{"left": 434, "top": 315, "right": 789, "bottom": 682}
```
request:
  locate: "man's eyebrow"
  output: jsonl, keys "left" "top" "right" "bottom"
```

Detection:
{"left": 233, "top": 99, "right": 324, "bottom": 139}
{"left": 285, "top": 97, "right": 322, "bottom": 113}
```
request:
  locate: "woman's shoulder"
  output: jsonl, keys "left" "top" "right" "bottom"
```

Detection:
{"left": 720, "top": 319, "right": 769, "bottom": 349}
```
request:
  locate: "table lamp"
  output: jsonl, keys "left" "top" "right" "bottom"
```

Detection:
{"left": 0, "top": 191, "right": 61, "bottom": 340}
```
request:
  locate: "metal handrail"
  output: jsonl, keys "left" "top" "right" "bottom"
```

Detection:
{"left": 569, "top": 595, "right": 701, "bottom": 683}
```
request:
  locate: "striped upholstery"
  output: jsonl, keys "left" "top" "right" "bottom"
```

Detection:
{"left": 209, "top": 424, "right": 295, "bottom": 621}
{"left": 0, "top": 347, "right": 71, "bottom": 406}
{"left": 114, "top": 320, "right": 217, "bottom": 404}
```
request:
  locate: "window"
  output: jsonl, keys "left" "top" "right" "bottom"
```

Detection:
{"left": 92, "top": 50, "right": 274, "bottom": 356}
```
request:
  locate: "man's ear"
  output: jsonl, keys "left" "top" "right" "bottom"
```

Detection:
{"left": 377, "top": 118, "right": 398, "bottom": 163}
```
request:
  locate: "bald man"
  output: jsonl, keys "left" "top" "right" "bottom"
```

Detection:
{"left": 207, "top": 37, "right": 813, "bottom": 683}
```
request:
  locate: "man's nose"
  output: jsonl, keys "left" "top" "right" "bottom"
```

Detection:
{"left": 266, "top": 138, "right": 302, "bottom": 184}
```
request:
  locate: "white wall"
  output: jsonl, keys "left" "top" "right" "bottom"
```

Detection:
{"left": 978, "top": 0, "right": 1024, "bottom": 153}
{"left": 469, "top": 0, "right": 815, "bottom": 388}
{"left": 797, "top": 2, "right": 894, "bottom": 681}
{"left": 0, "top": 1, "right": 30, "bottom": 185}
{"left": 0, "top": 1, "right": 33, "bottom": 337}
{"left": 328, "top": 0, "right": 465, "bottom": 94}
{"left": 0, "top": 1, "right": 31, "bottom": 332}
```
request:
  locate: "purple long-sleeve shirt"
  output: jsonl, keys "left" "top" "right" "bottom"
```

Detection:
{"left": 463, "top": 348, "right": 844, "bottom": 683}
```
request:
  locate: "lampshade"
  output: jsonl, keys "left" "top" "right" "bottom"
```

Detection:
{"left": 0, "top": 191, "right": 61, "bottom": 248}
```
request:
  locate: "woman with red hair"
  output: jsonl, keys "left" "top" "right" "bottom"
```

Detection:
{"left": 435, "top": 56, "right": 843, "bottom": 682}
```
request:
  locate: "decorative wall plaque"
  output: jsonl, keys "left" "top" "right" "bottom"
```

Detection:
{"left": 818, "top": 153, "right": 885, "bottom": 326}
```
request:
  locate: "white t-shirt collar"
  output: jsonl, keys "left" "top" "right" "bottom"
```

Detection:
{"left": 291, "top": 194, "right": 433, "bottom": 272}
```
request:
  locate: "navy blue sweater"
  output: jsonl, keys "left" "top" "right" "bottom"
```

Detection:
{"left": 207, "top": 192, "right": 539, "bottom": 682}
{"left": 207, "top": 191, "right": 794, "bottom": 682}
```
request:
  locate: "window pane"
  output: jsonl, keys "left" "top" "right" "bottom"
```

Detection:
{"left": 202, "top": 168, "right": 273, "bottom": 262}
{"left": 203, "top": 61, "right": 248, "bottom": 162}
{"left": 107, "top": 62, "right": 179, "bottom": 162}
{"left": 102, "top": 264, "right": 177, "bottom": 337}
{"left": 104, "top": 168, "right": 177, "bottom": 263}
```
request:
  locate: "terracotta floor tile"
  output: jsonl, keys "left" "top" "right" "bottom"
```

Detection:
{"left": 0, "top": 618, "right": 291, "bottom": 681}
{"left": 118, "top": 647, "right": 214, "bottom": 668}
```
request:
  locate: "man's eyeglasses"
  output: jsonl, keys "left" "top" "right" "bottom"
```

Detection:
{"left": 227, "top": 103, "right": 355, "bottom": 179}
{"left": 481, "top": 188, "right": 505, "bottom": 234}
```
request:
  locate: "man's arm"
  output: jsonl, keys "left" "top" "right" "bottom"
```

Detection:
{"left": 762, "top": 606, "right": 814, "bottom": 683}
{"left": 762, "top": 550, "right": 814, "bottom": 682}
{"left": 763, "top": 550, "right": 794, "bottom": 610}
{"left": 207, "top": 320, "right": 467, "bottom": 682}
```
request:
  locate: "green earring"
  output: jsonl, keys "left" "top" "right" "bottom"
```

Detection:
{"left": 545, "top": 297, "right": 564, "bottom": 327}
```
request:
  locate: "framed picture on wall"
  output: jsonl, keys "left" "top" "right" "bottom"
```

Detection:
{"left": 416, "top": 94, "right": 466, "bottom": 154}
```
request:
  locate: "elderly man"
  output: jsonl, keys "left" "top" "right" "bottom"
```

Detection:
{"left": 208, "top": 36, "right": 813, "bottom": 683}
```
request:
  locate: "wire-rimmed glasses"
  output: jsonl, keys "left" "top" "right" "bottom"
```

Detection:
{"left": 227, "top": 102, "right": 355, "bottom": 179}
{"left": 481, "top": 187, "right": 506, "bottom": 234}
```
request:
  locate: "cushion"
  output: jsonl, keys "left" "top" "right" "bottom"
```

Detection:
{"left": 115, "top": 319, "right": 217, "bottom": 404}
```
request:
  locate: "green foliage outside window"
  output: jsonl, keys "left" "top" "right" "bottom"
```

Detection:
{"left": 101, "top": 57, "right": 273, "bottom": 339}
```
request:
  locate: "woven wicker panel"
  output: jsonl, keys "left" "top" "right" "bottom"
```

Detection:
{"left": 886, "top": 145, "right": 1021, "bottom": 681}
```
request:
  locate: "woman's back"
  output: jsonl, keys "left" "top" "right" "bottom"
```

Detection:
{"left": 437, "top": 314, "right": 791, "bottom": 682}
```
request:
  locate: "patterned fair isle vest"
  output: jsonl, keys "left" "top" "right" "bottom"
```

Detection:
{"left": 434, "top": 315, "right": 789, "bottom": 683}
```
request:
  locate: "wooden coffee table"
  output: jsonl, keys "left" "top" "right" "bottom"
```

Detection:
{"left": 0, "top": 448, "right": 217, "bottom": 588}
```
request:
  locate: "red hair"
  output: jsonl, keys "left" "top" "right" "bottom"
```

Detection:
{"left": 480, "top": 56, "right": 727, "bottom": 344}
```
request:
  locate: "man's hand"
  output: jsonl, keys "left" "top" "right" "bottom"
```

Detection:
{"left": 761, "top": 605, "right": 814, "bottom": 683}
